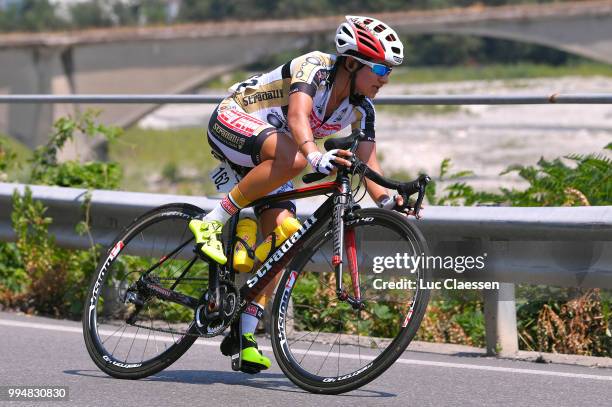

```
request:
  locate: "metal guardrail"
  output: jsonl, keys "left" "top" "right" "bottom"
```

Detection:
{"left": 1, "top": 182, "right": 610, "bottom": 290}
{"left": 2, "top": 93, "right": 612, "bottom": 105}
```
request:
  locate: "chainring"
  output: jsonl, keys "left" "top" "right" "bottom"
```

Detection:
{"left": 194, "top": 279, "right": 240, "bottom": 338}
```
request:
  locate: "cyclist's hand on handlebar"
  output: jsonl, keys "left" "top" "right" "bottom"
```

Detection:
{"left": 380, "top": 194, "right": 425, "bottom": 218}
{"left": 307, "top": 149, "right": 352, "bottom": 175}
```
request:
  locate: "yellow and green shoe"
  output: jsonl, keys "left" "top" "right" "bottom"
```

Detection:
{"left": 188, "top": 219, "right": 227, "bottom": 265}
{"left": 221, "top": 333, "right": 271, "bottom": 374}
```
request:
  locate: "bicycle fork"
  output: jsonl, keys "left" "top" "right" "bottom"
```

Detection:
{"left": 332, "top": 181, "right": 365, "bottom": 310}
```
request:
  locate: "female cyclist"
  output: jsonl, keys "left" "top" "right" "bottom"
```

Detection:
{"left": 189, "top": 15, "right": 408, "bottom": 373}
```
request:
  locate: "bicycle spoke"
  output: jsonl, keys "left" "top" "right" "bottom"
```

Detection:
{"left": 110, "top": 325, "right": 128, "bottom": 357}
{"left": 316, "top": 333, "right": 340, "bottom": 376}
{"left": 101, "top": 323, "right": 124, "bottom": 346}
{"left": 337, "top": 331, "right": 341, "bottom": 377}
{"left": 141, "top": 328, "right": 151, "bottom": 362}
{"left": 298, "top": 327, "right": 324, "bottom": 365}
{"left": 125, "top": 326, "right": 140, "bottom": 362}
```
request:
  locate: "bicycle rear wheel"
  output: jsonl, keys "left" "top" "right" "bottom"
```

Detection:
{"left": 271, "top": 208, "right": 431, "bottom": 394}
{"left": 82, "top": 203, "right": 206, "bottom": 379}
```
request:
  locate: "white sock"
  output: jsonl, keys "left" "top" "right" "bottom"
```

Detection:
{"left": 240, "top": 302, "right": 264, "bottom": 335}
{"left": 203, "top": 202, "right": 233, "bottom": 224}
{"left": 204, "top": 190, "right": 245, "bottom": 224}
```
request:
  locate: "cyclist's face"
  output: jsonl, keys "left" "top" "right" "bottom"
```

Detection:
{"left": 351, "top": 61, "right": 389, "bottom": 98}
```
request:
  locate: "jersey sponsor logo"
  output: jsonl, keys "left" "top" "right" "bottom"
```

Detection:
{"left": 218, "top": 109, "right": 267, "bottom": 137}
{"left": 266, "top": 112, "right": 287, "bottom": 130}
{"left": 314, "top": 69, "right": 329, "bottom": 85}
{"left": 306, "top": 56, "right": 322, "bottom": 65}
{"left": 309, "top": 111, "right": 342, "bottom": 136}
{"left": 212, "top": 122, "right": 247, "bottom": 150}
{"left": 295, "top": 56, "right": 325, "bottom": 81}
{"left": 242, "top": 89, "right": 284, "bottom": 106}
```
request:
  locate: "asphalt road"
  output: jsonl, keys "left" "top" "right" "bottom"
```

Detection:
{"left": 0, "top": 311, "right": 610, "bottom": 407}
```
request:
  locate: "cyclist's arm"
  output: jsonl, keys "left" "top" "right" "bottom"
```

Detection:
{"left": 287, "top": 92, "right": 319, "bottom": 157}
{"left": 356, "top": 141, "right": 391, "bottom": 203}
{"left": 288, "top": 92, "right": 352, "bottom": 168}
{"left": 357, "top": 142, "right": 423, "bottom": 216}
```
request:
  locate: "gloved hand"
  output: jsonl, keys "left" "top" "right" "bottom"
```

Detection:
{"left": 378, "top": 194, "right": 425, "bottom": 218}
{"left": 307, "top": 149, "right": 343, "bottom": 175}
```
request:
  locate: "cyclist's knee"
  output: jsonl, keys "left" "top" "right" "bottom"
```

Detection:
{"left": 278, "top": 147, "right": 307, "bottom": 176}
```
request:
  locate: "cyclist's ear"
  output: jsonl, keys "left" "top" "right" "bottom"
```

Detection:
{"left": 344, "top": 57, "right": 361, "bottom": 73}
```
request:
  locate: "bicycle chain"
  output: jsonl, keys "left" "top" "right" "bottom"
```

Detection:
{"left": 128, "top": 279, "right": 243, "bottom": 338}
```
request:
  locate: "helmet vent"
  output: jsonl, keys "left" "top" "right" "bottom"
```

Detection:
{"left": 391, "top": 46, "right": 401, "bottom": 54}
{"left": 342, "top": 25, "right": 353, "bottom": 38}
{"left": 337, "top": 39, "right": 346, "bottom": 46}
{"left": 386, "top": 34, "right": 396, "bottom": 41}
{"left": 358, "top": 36, "right": 379, "bottom": 53}
{"left": 363, "top": 18, "right": 373, "bottom": 24}
{"left": 374, "top": 24, "right": 386, "bottom": 33}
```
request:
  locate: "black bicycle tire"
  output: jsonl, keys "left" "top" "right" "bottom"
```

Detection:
{"left": 270, "top": 208, "right": 431, "bottom": 394}
{"left": 82, "top": 203, "right": 204, "bottom": 380}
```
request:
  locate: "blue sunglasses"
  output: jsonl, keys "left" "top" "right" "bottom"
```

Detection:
{"left": 353, "top": 56, "right": 393, "bottom": 76}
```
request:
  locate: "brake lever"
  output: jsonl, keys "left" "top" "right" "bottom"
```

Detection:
{"left": 398, "top": 174, "right": 430, "bottom": 219}
{"left": 413, "top": 175, "right": 430, "bottom": 219}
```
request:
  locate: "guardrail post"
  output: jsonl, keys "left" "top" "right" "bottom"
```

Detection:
{"left": 484, "top": 282, "right": 519, "bottom": 356}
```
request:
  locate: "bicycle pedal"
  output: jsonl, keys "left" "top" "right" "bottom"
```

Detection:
{"left": 231, "top": 353, "right": 241, "bottom": 371}
{"left": 220, "top": 335, "right": 239, "bottom": 356}
{"left": 193, "top": 243, "right": 205, "bottom": 256}
{"left": 239, "top": 361, "right": 263, "bottom": 375}
{"left": 193, "top": 244, "right": 217, "bottom": 265}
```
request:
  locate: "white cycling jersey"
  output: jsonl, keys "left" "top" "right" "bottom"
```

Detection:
{"left": 227, "top": 51, "right": 376, "bottom": 142}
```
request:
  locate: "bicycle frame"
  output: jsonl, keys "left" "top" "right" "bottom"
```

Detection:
{"left": 132, "top": 130, "right": 428, "bottom": 330}
{"left": 225, "top": 173, "right": 359, "bottom": 309}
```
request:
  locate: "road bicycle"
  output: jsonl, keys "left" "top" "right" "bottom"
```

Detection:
{"left": 82, "top": 129, "right": 431, "bottom": 394}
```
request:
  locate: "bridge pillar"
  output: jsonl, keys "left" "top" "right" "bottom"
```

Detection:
{"left": 484, "top": 282, "right": 519, "bottom": 356}
{"left": 8, "top": 47, "right": 58, "bottom": 149}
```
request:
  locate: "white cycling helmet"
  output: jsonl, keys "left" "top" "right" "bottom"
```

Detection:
{"left": 335, "top": 15, "right": 403, "bottom": 66}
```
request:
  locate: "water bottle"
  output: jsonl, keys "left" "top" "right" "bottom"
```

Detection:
{"left": 254, "top": 217, "right": 302, "bottom": 263}
{"left": 233, "top": 217, "right": 257, "bottom": 273}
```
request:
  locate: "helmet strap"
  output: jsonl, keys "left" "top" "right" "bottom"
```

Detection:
{"left": 349, "top": 63, "right": 365, "bottom": 105}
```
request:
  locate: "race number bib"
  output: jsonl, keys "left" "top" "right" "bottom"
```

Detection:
{"left": 208, "top": 161, "right": 241, "bottom": 193}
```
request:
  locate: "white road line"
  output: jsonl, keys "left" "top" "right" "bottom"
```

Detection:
{"left": 2, "top": 318, "right": 611, "bottom": 382}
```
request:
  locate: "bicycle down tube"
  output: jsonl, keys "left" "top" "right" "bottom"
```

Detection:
{"left": 237, "top": 182, "right": 342, "bottom": 304}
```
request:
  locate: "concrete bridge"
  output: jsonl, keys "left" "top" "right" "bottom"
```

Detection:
{"left": 1, "top": 0, "right": 612, "bottom": 151}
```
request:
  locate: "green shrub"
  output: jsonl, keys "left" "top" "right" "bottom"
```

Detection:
{"left": 29, "top": 110, "right": 122, "bottom": 189}
{"left": 422, "top": 142, "right": 611, "bottom": 355}
{"left": 0, "top": 110, "right": 122, "bottom": 316}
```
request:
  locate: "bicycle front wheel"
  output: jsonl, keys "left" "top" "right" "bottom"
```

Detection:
{"left": 83, "top": 203, "right": 206, "bottom": 379}
{"left": 271, "top": 208, "right": 431, "bottom": 394}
